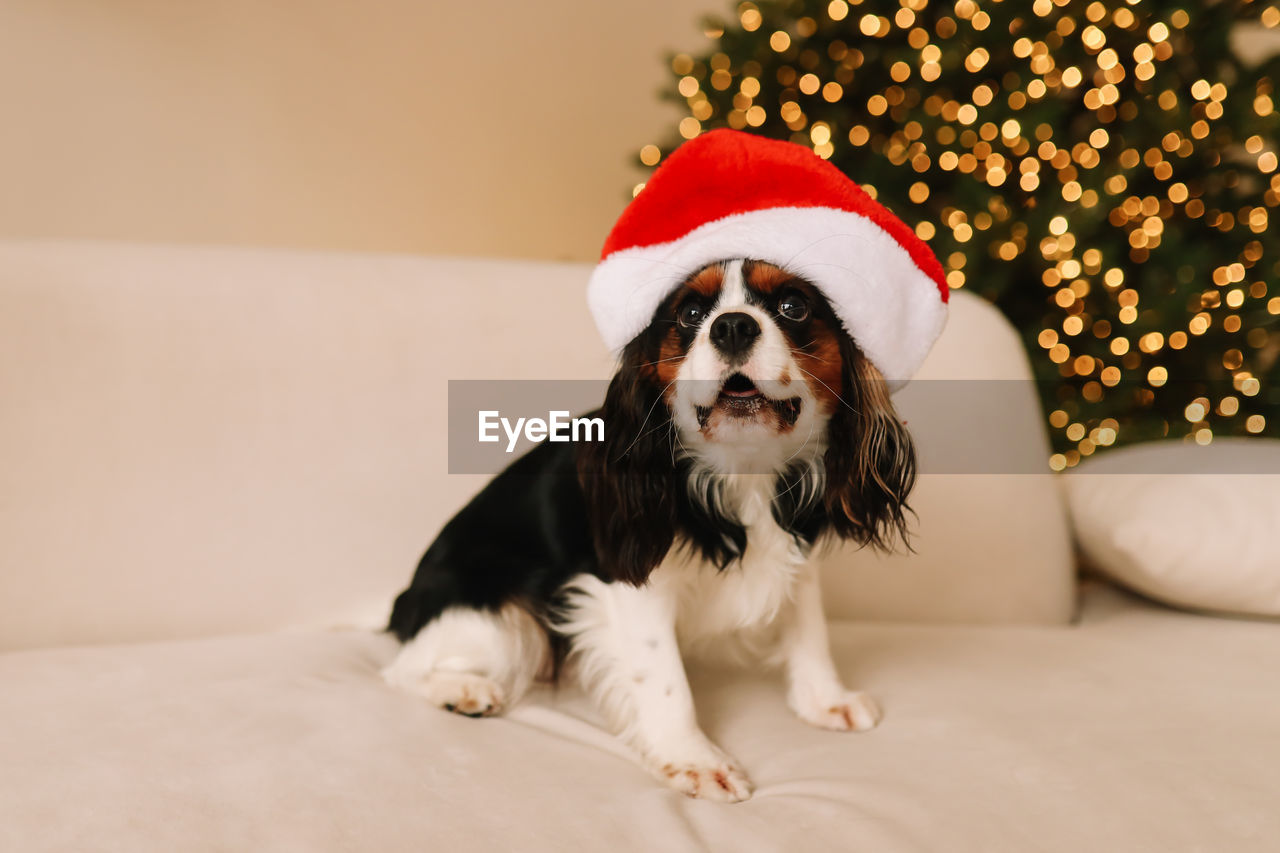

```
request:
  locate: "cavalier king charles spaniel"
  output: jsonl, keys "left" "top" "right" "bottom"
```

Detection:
{"left": 383, "top": 257, "right": 915, "bottom": 802}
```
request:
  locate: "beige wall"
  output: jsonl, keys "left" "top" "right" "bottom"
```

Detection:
{"left": 7, "top": 6, "right": 1275, "bottom": 263}
{"left": 0, "top": 0, "right": 719, "bottom": 261}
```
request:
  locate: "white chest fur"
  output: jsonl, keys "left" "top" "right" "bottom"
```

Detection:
{"left": 653, "top": 474, "right": 807, "bottom": 659}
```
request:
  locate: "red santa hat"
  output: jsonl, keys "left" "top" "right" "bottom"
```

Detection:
{"left": 587, "top": 128, "right": 948, "bottom": 389}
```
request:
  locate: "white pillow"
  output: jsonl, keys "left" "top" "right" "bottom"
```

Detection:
{"left": 1063, "top": 439, "right": 1280, "bottom": 617}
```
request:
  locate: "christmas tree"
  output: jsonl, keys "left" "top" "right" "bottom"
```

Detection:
{"left": 640, "top": 0, "right": 1280, "bottom": 467}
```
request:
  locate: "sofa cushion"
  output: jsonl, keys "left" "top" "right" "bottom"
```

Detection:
{"left": 1064, "top": 438, "right": 1280, "bottom": 617}
{"left": 820, "top": 292, "right": 1074, "bottom": 625}
{"left": 0, "top": 241, "right": 1072, "bottom": 651}
{"left": 1, "top": 585, "right": 1277, "bottom": 852}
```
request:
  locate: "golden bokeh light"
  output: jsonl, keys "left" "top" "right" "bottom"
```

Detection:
{"left": 653, "top": 0, "right": 1279, "bottom": 461}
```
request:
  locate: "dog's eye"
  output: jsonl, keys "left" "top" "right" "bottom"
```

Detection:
{"left": 677, "top": 301, "right": 706, "bottom": 328}
{"left": 778, "top": 293, "right": 810, "bottom": 322}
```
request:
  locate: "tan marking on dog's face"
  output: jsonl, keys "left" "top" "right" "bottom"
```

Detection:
{"left": 685, "top": 263, "right": 727, "bottom": 297}
{"left": 741, "top": 260, "right": 795, "bottom": 294}
{"left": 656, "top": 324, "right": 684, "bottom": 390}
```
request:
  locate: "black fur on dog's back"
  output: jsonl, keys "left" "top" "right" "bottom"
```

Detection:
{"left": 387, "top": 434, "right": 598, "bottom": 643}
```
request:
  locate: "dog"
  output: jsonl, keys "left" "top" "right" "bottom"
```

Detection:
{"left": 382, "top": 256, "right": 916, "bottom": 802}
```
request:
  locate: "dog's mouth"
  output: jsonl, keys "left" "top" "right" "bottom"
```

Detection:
{"left": 696, "top": 373, "right": 802, "bottom": 429}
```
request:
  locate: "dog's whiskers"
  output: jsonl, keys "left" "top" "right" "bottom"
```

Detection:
{"left": 614, "top": 375, "right": 679, "bottom": 463}
{"left": 787, "top": 353, "right": 863, "bottom": 418}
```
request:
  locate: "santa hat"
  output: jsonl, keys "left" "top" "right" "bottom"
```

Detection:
{"left": 587, "top": 128, "right": 948, "bottom": 390}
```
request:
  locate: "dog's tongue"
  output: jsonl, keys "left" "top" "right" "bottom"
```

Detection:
{"left": 721, "top": 374, "right": 759, "bottom": 398}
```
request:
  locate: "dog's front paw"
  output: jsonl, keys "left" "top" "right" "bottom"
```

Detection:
{"left": 790, "top": 688, "right": 881, "bottom": 732}
{"left": 400, "top": 670, "right": 506, "bottom": 718}
{"left": 643, "top": 740, "right": 753, "bottom": 802}
{"left": 655, "top": 755, "right": 754, "bottom": 803}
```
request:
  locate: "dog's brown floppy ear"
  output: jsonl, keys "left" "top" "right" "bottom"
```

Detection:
{"left": 822, "top": 338, "right": 916, "bottom": 551}
{"left": 577, "top": 338, "right": 678, "bottom": 584}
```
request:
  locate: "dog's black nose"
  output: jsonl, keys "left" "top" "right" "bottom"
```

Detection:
{"left": 709, "top": 312, "right": 760, "bottom": 359}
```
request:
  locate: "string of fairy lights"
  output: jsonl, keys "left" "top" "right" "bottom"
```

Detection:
{"left": 639, "top": 0, "right": 1280, "bottom": 468}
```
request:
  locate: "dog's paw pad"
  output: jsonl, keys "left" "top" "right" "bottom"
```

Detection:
{"left": 417, "top": 671, "right": 505, "bottom": 717}
{"left": 793, "top": 689, "right": 881, "bottom": 732}
{"left": 658, "top": 759, "right": 753, "bottom": 803}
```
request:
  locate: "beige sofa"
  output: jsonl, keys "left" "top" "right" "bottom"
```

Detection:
{"left": 2, "top": 241, "right": 1277, "bottom": 851}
